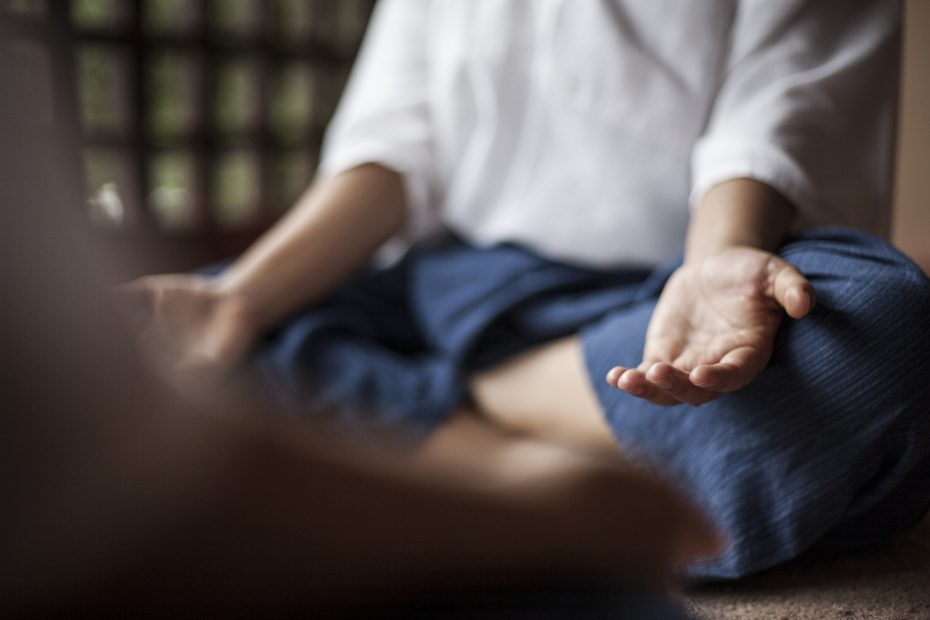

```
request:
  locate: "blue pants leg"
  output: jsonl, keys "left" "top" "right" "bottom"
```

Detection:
{"left": 581, "top": 229, "right": 930, "bottom": 579}
{"left": 251, "top": 256, "right": 465, "bottom": 438}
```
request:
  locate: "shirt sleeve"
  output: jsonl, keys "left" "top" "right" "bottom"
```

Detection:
{"left": 690, "top": 0, "right": 901, "bottom": 235}
{"left": 318, "top": 0, "right": 436, "bottom": 247}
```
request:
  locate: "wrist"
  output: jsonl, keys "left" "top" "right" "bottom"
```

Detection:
{"left": 212, "top": 275, "right": 266, "bottom": 336}
{"left": 685, "top": 236, "right": 769, "bottom": 264}
{"left": 685, "top": 178, "right": 794, "bottom": 264}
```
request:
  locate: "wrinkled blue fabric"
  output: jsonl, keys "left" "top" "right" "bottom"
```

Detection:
{"left": 250, "top": 228, "right": 930, "bottom": 579}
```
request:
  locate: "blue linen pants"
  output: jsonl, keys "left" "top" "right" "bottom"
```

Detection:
{"left": 251, "top": 228, "right": 930, "bottom": 580}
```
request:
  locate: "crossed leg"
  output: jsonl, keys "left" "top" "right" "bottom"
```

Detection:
{"left": 0, "top": 66, "right": 724, "bottom": 615}
{"left": 464, "top": 336, "right": 619, "bottom": 456}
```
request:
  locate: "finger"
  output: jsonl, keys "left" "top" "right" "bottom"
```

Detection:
{"left": 608, "top": 366, "right": 647, "bottom": 394}
{"left": 690, "top": 346, "right": 765, "bottom": 393}
{"left": 607, "top": 366, "right": 651, "bottom": 389}
{"left": 605, "top": 366, "right": 625, "bottom": 386}
{"left": 635, "top": 361, "right": 691, "bottom": 406}
{"left": 690, "top": 362, "right": 743, "bottom": 393}
{"left": 768, "top": 256, "right": 816, "bottom": 319}
{"left": 644, "top": 362, "right": 718, "bottom": 406}
{"left": 621, "top": 368, "right": 680, "bottom": 406}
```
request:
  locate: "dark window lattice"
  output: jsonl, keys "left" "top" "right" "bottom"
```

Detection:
{"left": 1, "top": 0, "right": 374, "bottom": 240}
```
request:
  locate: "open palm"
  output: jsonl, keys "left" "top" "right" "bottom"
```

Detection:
{"left": 606, "top": 247, "right": 815, "bottom": 406}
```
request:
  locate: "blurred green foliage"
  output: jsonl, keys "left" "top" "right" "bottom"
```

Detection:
{"left": 150, "top": 151, "right": 197, "bottom": 229}
{"left": 72, "top": 0, "right": 125, "bottom": 29}
{"left": 79, "top": 46, "right": 126, "bottom": 134}
{"left": 270, "top": 63, "right": 313, "bottom": 144}
{"left": 145, "top": 0, "right": 196, "bottom": 33}
{"left": 214, "top": 59, "right": 259, "bottom": 136}
{"left": 210, "top": 0, "right": 257, "bottom": 36}
{"left": 268, "top": 0, "right": 312, "bottom": 42}
{"left": 213, "top": 150, "right": 260, "bottom": 226}
{"left": 148, "top": 52, "right": 199, "bottom": 139}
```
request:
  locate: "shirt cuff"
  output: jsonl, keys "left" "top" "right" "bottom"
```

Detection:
{"left": 690, "top": 137, "right": 821, "bottom": 226}
{"left": 319, "top": 138, "right": 436, "bottom": 262}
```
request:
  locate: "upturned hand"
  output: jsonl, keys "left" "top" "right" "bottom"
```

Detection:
{"left": 606, "top": 246, "right": 815, "bottom": 406}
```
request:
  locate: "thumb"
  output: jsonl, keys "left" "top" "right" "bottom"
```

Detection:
{"left": 768, "top": 256, "right": 815, "bottom": 319}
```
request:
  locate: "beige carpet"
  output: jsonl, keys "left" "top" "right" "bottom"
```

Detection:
{"left": 685, "top": 512, "right": 930, "bottom": 619}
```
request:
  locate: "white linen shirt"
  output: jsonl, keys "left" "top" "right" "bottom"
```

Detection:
{"left": 320, "top": 0, "right": 900, "bottom": 268}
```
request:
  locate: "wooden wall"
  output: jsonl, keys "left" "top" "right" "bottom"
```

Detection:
{"left": 894, "top": 0, "right": 930, "bottom": 270}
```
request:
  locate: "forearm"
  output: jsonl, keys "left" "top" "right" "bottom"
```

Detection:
{"left": 217, "top": 164, "right": 407, "bottom": 331}
{"left": 685, "top": 178, "right": 795, "bottom": 262}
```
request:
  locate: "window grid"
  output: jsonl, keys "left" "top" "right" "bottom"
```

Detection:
{"left": 3, "top": 0, "right": 374, "bottom": 236}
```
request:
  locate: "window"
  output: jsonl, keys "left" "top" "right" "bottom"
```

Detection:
{"left": 2, "top": 0, "right": 373, "bottom": 250}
